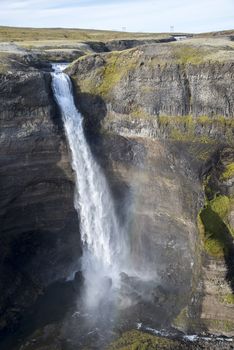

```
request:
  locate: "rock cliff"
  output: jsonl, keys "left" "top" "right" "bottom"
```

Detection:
{"left": 0, "top": 35, "right": 233, "bottom": 346}
{"left": 68, "top": 39, "right": 234, "bottom": 335}
{"left": 0, "top": 56, "right": 80, "bottom": 333}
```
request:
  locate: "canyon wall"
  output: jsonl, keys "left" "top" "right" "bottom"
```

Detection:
{"left": 0, "top": 38, "right": 233, "bottom": 338}
{"left": 0, "top": 61, "right": 80, "bottom": 333}
{"left": 68, "top": 42, "right": 234, "bottom": 335}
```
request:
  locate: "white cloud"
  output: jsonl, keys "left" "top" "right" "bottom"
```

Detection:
{"left": 0, "top": 0, "right": 233, "bottom": 33}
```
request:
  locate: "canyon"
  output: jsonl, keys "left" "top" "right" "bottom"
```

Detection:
{"left": 0, "top": 27, "right": 233, "bottom": 349}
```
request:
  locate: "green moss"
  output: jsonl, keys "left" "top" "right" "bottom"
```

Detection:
{"left": 158, "top": 115, "right": 194, "bottom": 126}
{"left": 173, "top": 307, "right": 188, "bottom": 329}
{"left": 204, "top": 237, "right": 226, "bottom": 258}
{"left": 159, "top": 116, "right": 196, "bottom": 142}
{"left": 204, "top": 319, "right": 234, "bottom": 333}
{"left": 102, "top": 112, "right": 232, "bottom": 148}
{"left": 157, "top": 115, "right": 232, "bottom": 144}
{"left": 210, "top": 195, "right": 231, "bottom": 218}
{"left": 170, "top": 129, "right": 213, "bottom": 144}
{"left": 107, "top": 330, "right": 179, "bottom": 350}
{"left": 197, "top": 115, "right": 211, "bottom": 124}
{"left": 75, "top": 50, "right": 139, "bottom": 98}
{"left": 222, "top": 293, "right": 234, "bottom": 304}
{"left": 198, "top": 195, "right": 233, "bottom": 258}
{"left": 211, "top": 195, "right": 234, "bottom": 237}
{"left": 131, "top": 108, "right": 152, "bottom": 119}
{"left": 220, "top": 163, "right": 234, "bottom": 181}
{"left": 174, "top": 46, "right": 205, "bottom": 64}
{"left": 98, "top": 52, "right": 128, "bottom": 96}
{"left": 197, "top": 114, "right": 234, "bottom": 127}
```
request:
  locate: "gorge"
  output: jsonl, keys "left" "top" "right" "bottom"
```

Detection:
{"left": 0, "top": 27, "right": 233, "bottom": 350}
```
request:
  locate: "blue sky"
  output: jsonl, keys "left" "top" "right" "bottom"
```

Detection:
{"left": 0, "top": 0, "right": 233, "bottom": 33}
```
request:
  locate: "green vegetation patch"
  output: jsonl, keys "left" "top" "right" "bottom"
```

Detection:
{"left": 74, "top": 49, "right": 140, "bottom": 98}
{"left": 198, "top": 195, "right": 233, "bottom": 258}
{"left": 203, "top": 319, "right": 234, "bottom": 333}
{"left": 222, "top": 293, "right": 234, "bottom": 305}
{"left": 156, "top": 115, "right": 234, "bottom": 145}
{"left": 173, "top": 307, "right": 188, "bottom": 329}
{"left": 174, "top": 46, "right": 206, "bottom": 65}
{"left": 220, "top": 163, "right": 234, "bottom": 181}
{"left": 98, "top": 51, "right": 137, "bottom": 96}
{"left": 0, "top": 26, "right": 171, "bottom": 42}
{"left": 210, "top": 195, "right": 231, "bottom": 219}
{"left": 158, "top": 116, "right": 213, "bottom": 144}
{"left": 107, "top": 330, "right": 179, "bottom": 350}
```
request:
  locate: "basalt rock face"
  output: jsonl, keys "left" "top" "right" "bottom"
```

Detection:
{"left": 0, "top": 65, "right": 80, "bottom": 333}
{"left": 68, "top": 45, "right": 234, "bottom": 124}
{"left": 68, "top": 43, "right": 234, "bottom": 335}
{"left": 89, "top": 133, "right": 202, "bottom": 328}
{"left": 103, "top": 37, "right": 176, "bottom": 51}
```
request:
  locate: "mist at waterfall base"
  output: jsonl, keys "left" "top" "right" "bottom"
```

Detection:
{"left": 51, "top": 64, "right": 159, "bottom": 327}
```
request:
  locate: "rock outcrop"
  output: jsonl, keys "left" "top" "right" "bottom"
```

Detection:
{"left": 0, "top": 59, "right": 80, "bottom": 333}
{"left": 68, "top": 40, "right": 234, "bottom": 335}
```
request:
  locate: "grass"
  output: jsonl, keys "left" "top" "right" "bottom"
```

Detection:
{"left": 106, "top": 330, "right": 179, "bottom": 350}
{"left": 220, "top": 163, "right": 234, "bottom": 181}
{"left": 204, "top": 319, "right": 234, "bottom": 333}
{"left": 156, "top": 115, "right": 234, "bottom": 144}
{"left": 210, "top": 195, "right": 231, "bottom": 218}
{"left": 174, "top": 46, "right": 205, "bottom": 64}
{"left": 98, "top": 51, "right": 131, "bottom": 96}
{"left": 158, "top": 116, "right": 212, "bottom": 144}
{"left": 0, "top": 26, "right": 171, "bottom": 43}
{"left": 96, "top": 111, "right": 233, "bottom": 148}
{"left": 173, "top": 307, "right": 188, "bottom": 329}
{"left": 72, "top": 49, "right": 140, "bottom": 98}
{"left": 198, "top": 195, "right": 233, "bottom": 258}
{"left": 222, "top": 293, "right": 234, "bottom": 305}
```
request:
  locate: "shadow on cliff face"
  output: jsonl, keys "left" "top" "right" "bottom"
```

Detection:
{"left": 0, "top": 277, "right": 82, "bottom": 350}
{"left": 200, "top": 207, "right": 234, "bottom": 287}
{"left": 201, "top": 147, "right": 234, "bottom": 293}
{"left": 71, "top": 90, "right": 107, "bottom": 138}
{"left": 225, "top": 239, "right": 234, "bottom": 293}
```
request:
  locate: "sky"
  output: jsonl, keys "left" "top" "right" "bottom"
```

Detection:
{"left": 0, "top": 0, "right": 233, "bottom": 33}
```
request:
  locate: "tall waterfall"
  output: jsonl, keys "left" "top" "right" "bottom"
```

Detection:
{"left": 51, "top": 64, "right": 127, "bottom": 308}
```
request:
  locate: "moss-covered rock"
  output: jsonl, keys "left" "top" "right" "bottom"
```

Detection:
{"left": 106, "top": 330, "right": 181, "bottom": 350}
{"left": 222, "top": 293, "right": 234, "bottom": 304}
{"left": 173, "top": 307, "right": 189, "bottom": 330}
{"left": 68, "top": 41, "right": 234, "bottom": 143}
{"left": 198, "top": 195, "right": 233, "bottom": 258}
{"left": 220, "top": 163, "right": 234, "bottom": 181}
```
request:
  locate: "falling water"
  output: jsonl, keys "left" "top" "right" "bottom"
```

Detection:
{"left": 51, "top": 64, "right": 127, "bottom": 309}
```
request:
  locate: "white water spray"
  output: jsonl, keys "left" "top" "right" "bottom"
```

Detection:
{"left": 51, "top": 64, "right": 127, "bottom": 308}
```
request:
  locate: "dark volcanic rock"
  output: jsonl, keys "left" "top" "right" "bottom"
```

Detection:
{"left": 104, "top": 37, "right": 176, "bottom": 51}
{"left": 68, "top": 45, "right": 234, "bottom": 121}
{"left": 0, "top": 66, "right": 80, "bottom": 332}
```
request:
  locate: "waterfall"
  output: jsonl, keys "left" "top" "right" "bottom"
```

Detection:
{"left": 51, "top": 64, "right": 127, "bottom": 308}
